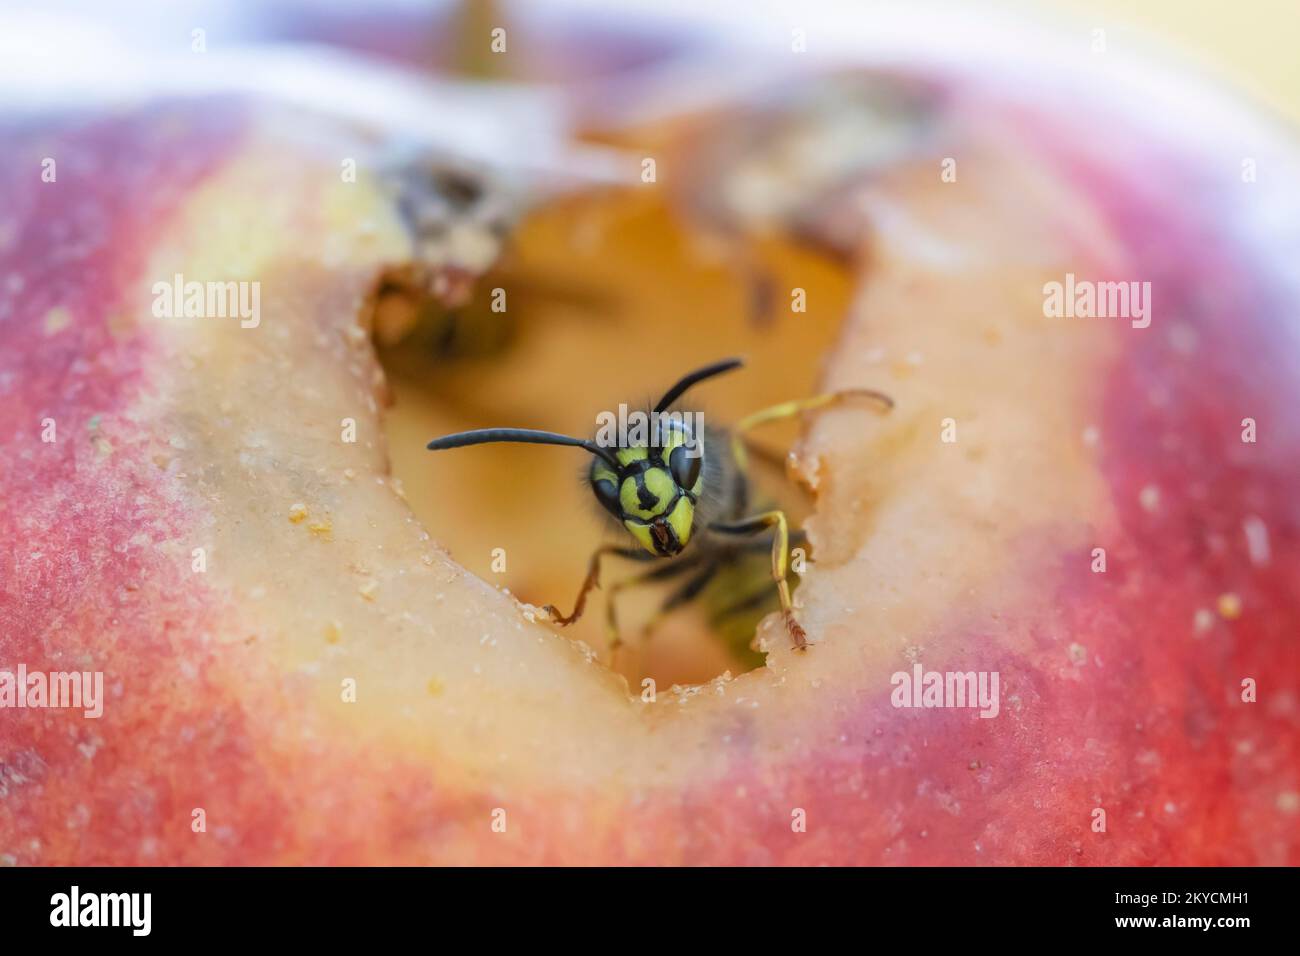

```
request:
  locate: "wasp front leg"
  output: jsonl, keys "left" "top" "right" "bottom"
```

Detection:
{"left": 542, "top": 545, "right": 653, "bottom": 626}
{"left": 709, "top": 511, "right": 807, "bottom": 649}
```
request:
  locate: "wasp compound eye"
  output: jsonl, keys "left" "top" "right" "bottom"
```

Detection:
{"left": 668, "top": 443, "right": 701, "bottom": 490}
{"left": 593, "top": 476, "right": 621, "bottom": 517}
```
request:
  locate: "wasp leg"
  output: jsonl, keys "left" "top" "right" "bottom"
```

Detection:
{"left": 604, "top": 555, "right": 706, "bottom": 650}
{"left": 637, "top": 561, "right": 721, "bottom": 642}
{"left": 543, "top": 545, "right": 655, "bottom": 627}
{"left": 729, "top": 389, "right": 893, "bottom": 475}
{"left": 709, "top": 511, "right": 807, "bottom": 649}
{"left": 713, "top": 535, "right": 808, "bottom": 650}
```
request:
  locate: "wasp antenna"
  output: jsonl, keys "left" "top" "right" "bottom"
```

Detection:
{"left": 426, "top": 427, "right": 622, "bottom": 469}
{"left": 653, "top": 357, "right": 744, "bottom": 413}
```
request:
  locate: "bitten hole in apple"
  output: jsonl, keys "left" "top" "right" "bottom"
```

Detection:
{"left": 371, "top": 177, "right": 857, "bottom": 689}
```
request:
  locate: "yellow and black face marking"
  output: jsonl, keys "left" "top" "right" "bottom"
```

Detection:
{"left": 424, "top": 356, "right": 893, "bottom": 652}
{"left": 589, "top": 421, "right": 703, "bottom": 556}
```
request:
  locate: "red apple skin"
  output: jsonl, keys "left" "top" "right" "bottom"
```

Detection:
{"left": 2, "top": 59, "right": 1299, "bottom": 866}
{"left": 0, "top": 104, "right": 254, "bottom": 864}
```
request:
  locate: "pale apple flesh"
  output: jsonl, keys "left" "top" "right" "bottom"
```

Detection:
{"left": 1, "top": 72, "right": 1297, "bottom": 866}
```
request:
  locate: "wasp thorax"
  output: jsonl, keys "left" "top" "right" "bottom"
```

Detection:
{"left": 589, "top": 421, "right": 704, "bottom": 556}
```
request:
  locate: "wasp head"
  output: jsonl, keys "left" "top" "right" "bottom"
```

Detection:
{"left": 589, "top": 422, "right": 704, "bottom": 557}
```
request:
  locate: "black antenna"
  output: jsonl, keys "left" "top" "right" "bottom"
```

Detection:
{"left": 653, "top": 357, "right": 744, "bottom": 413}
{"left": 427, "top": 428, "right": 622, "bottom": 469}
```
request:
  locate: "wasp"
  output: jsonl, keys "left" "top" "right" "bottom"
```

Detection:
{"left": 425, "top": 358, "right": 892, "bottom": 651}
